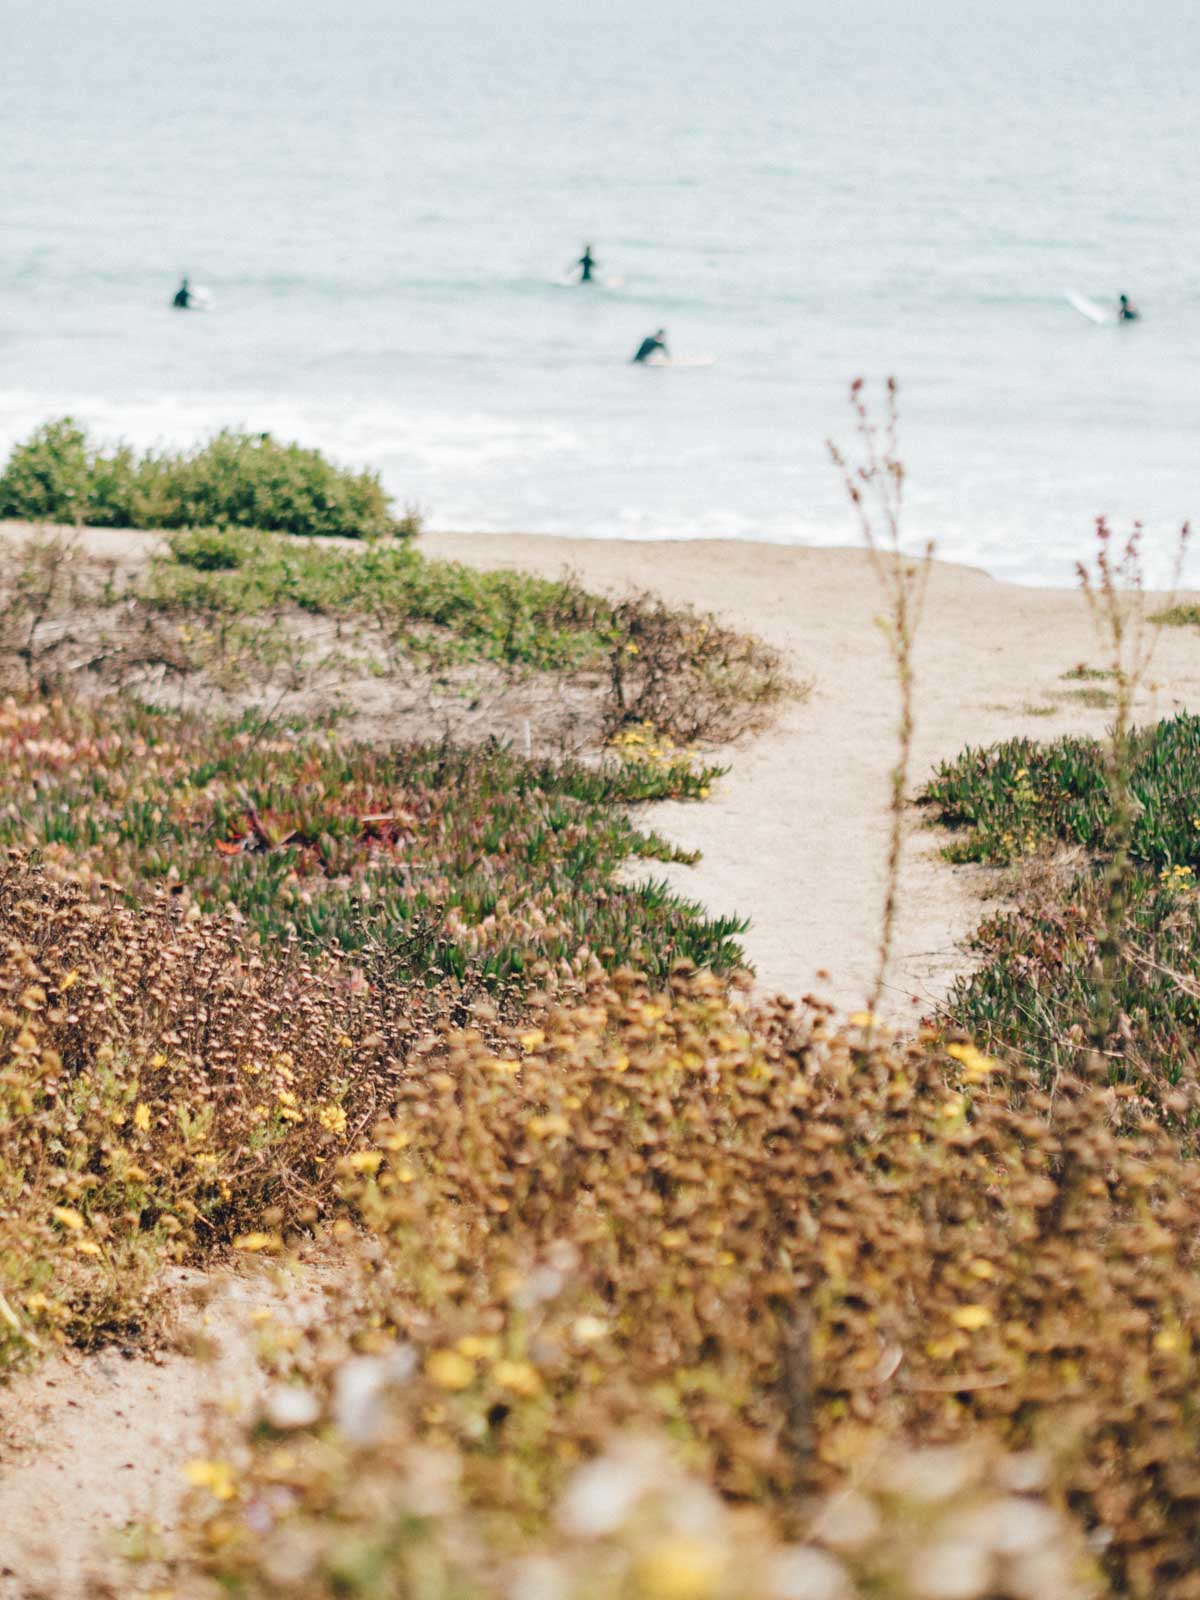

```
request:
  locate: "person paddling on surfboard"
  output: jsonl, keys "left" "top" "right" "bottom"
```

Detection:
{"left": 172, "top": 277, "right": 194, "bottom": 310}
{"left": 632, "top": 329, "right": 668, "bottom": 364}
{"left": 577, "top": 244, "right": 597, "bottom": 284}
{"left": 1118, "top": 293, "right": 1140, "bottom": 322}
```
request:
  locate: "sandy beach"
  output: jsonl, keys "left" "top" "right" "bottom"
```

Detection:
{"left": 425, "top": 532, "right": 1200, "bottom": 1017}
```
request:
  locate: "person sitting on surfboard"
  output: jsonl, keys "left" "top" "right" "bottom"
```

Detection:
{"left": 577, "top": 244, "right": 597, "bottom": 284}
{"left": 632, "top": 329, "right": 668, "bottom": 364}
{"left": 172, "top": 277, "right": 194, "bottom": 310}
{"left": 1119, "top": 293, "right": 1140, "bottom": 322}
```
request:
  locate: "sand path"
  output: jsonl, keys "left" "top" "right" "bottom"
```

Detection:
{"left": 426, "top": 534, "right": 1200, "bottom": 1017}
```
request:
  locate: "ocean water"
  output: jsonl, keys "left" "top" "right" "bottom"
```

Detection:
{"left": 2, "top": 0, "right": 1198, "bottom": 585}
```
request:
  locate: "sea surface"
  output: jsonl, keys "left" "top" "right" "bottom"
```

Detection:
{"left": 3, "top": 0, "right": 1198, "bottom": 585}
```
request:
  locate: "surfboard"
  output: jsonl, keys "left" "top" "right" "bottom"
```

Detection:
{"left": 1064, "top": 289, "right": 1115, "bottom": 325}
{"left": 552, "top": 274, "right": 625, "bottom": 290}
{"left": 644, "top": 352, "right": 717, "bottom": 369}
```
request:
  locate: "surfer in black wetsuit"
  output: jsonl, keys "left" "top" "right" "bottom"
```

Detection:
{"left": 1118, "top": 293, "right": 1140, "bottom": 322}
{"left": 578, "top": 244, "right": 596, "bottom": 284}
{"left": 172, "top": 277, "right": 193, "bottom": 310}
{"left": 632, "top": 329, "right": 668, "bottom": 364}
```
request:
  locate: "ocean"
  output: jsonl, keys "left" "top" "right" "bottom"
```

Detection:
{"left": 3, "top": 0, "right": 1198, "bottom": 585}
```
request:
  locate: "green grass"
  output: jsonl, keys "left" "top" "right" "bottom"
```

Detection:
{"left": 0, "top": 419, "right": 402, "bottom": 540}
{"left": 0, "top": 696, "right": 744, "bottom": 987}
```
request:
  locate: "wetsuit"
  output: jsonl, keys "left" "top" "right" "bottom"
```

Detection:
{"left": 632, "top": 335, "right": 667, "bottom": 364}
{"left": 579, "top": 251, "right": 595, "bottom": 283}
{"left": 173, "top": 282, "right": 192, "bottom": 309}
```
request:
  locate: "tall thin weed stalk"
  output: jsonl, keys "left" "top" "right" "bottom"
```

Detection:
{"left": 1076, "top": 517, "right": 1188, "bottom": 1058}
{"left": 829, "top": 378, "right": 933, "bottom": 1017}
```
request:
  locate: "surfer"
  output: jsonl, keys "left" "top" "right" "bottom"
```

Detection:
{"left": 632, "top": 329, "right": 668, "bottom": 364}
{"left": 172, "top": 277, "right": 194, "bottom": 310}
{"left": 1118, "top": 293, "right": 1140, "bottom": 322}
{"left": 577, "top": 244, "right": 597, "bottom": 284}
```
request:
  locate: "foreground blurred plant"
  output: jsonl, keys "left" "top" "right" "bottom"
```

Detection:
{"left": 169, "top": 964, "right": 1200, "bottom": 1596}
{"left": 1075, "top": 519, "right": 1187, "bottom": 1053}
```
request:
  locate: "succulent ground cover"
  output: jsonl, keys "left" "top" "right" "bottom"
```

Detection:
{"left": 922, "top": 715, "right": 1200, "bottom": 1131}
{"left": 0, "top": 695, "right": 740, "bottom": 986}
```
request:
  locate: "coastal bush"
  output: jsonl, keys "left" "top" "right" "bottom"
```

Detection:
{"left": 149, "top": 528, "right": 796, "bottom": 736}
{"left": 0, "top": 694, "right": 740, "bottom": 984}
{"left": 0, "top": 419, "right": 400, "bottom": 540}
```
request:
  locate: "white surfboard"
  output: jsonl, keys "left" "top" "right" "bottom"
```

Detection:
{"left": 1064, "top": 289, "right": 1115, "bottom": 325}
{"left": 553, "top": 273, "right": 625, "bottom": 290}
{"left": 644, "top": 352, "right": 717, "bottom": 369}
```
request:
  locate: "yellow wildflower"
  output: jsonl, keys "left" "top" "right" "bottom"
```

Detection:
{"left": 635, "top": 1535, "right": 725, "bottom": 1600}
{"left": 51, "top": 1206, "right": 85, "bottom": 1232}
{"left": 426, "top": 1349, "right": 476, "bottom": 1391}
{"left": 133, "top": 1102, "right": 151, "bottom": 1132}
{"left": 950, "top": 1304, "right": 993, "bottom": 1331}
{"left": 493, "top": 1359, "right": 542, "bottom": 1397}
{"left": 318, "top": 1103, "right": 347, "bottom": 1135}
{"left": 233, "top": 1232, "right": 282, "bottom": 1253}
{"left": 345, "top": 1151, "right": 382, "bottom": 1173}
{"left": 185, "top": 1458, "right": 237, "bottom": 1502}
{"left": 527, "top": 1113, "right": 570, "bottom": 1139}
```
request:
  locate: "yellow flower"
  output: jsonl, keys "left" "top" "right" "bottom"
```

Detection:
{"left": 527, "top": 1113, "right": 570, "bottom": 1140}
{"left": 345, "top": 1151, "right": 382, "bottom": 1173}
{"left": 318, "top": 1103, "right": 347, "bottom": 1135}
{"left": 58, "top": 970, "right": 79, "bottom": 993}
{"left": 950, "top": 1304, "right": 992, "bottom": 1331}
{"left": 185, "top": 1458, "right": 237, "bottom": 1502}
{"left": 75, "top": 1239, "right": 103, "bottom": 1257}
{"left": 51, "top": 1206, "right": 85, "bottom": 1232}
{"left": 233, "top": 1232, "right": 282, "bottom": 1253}
{"left": 150, "top": 1053, "right": 168, "bottom": 1069}
{"left": 133, "top": 1102, "right": 151, "bottom": 1133}
{"left": 946, "top": 1041, "right": 1000, "bottom": 1081}
{"left": 456, "top": 1334, "right": 500, "bottom": 1359}
{"left": 493, "top": 1359, "right": 542, "bottom": 1396}
{"left": 518, "top": 1028, "right": 545, "bottom": 1049}
{"left": 125, "top": 1166, "right": 149, "bottom": 1183}
{"left": 848, "top": 1011, "right": 881, "bottom": 1029}
{"left": 1155, "top": 1328, "right": 1184, "bottom": 1353}
{"left": 635, "top": 1535, "right": 725, "bottom": 1600}
{"left": 426, "top": 1349, "right": 476, "bottom": 1391}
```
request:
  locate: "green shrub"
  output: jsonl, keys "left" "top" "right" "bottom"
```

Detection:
{"left": 0, "top": 418, "right": 98, "bottom": 524}
{"left": 0, "top": 420, "right": 403, "bottom": 540}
